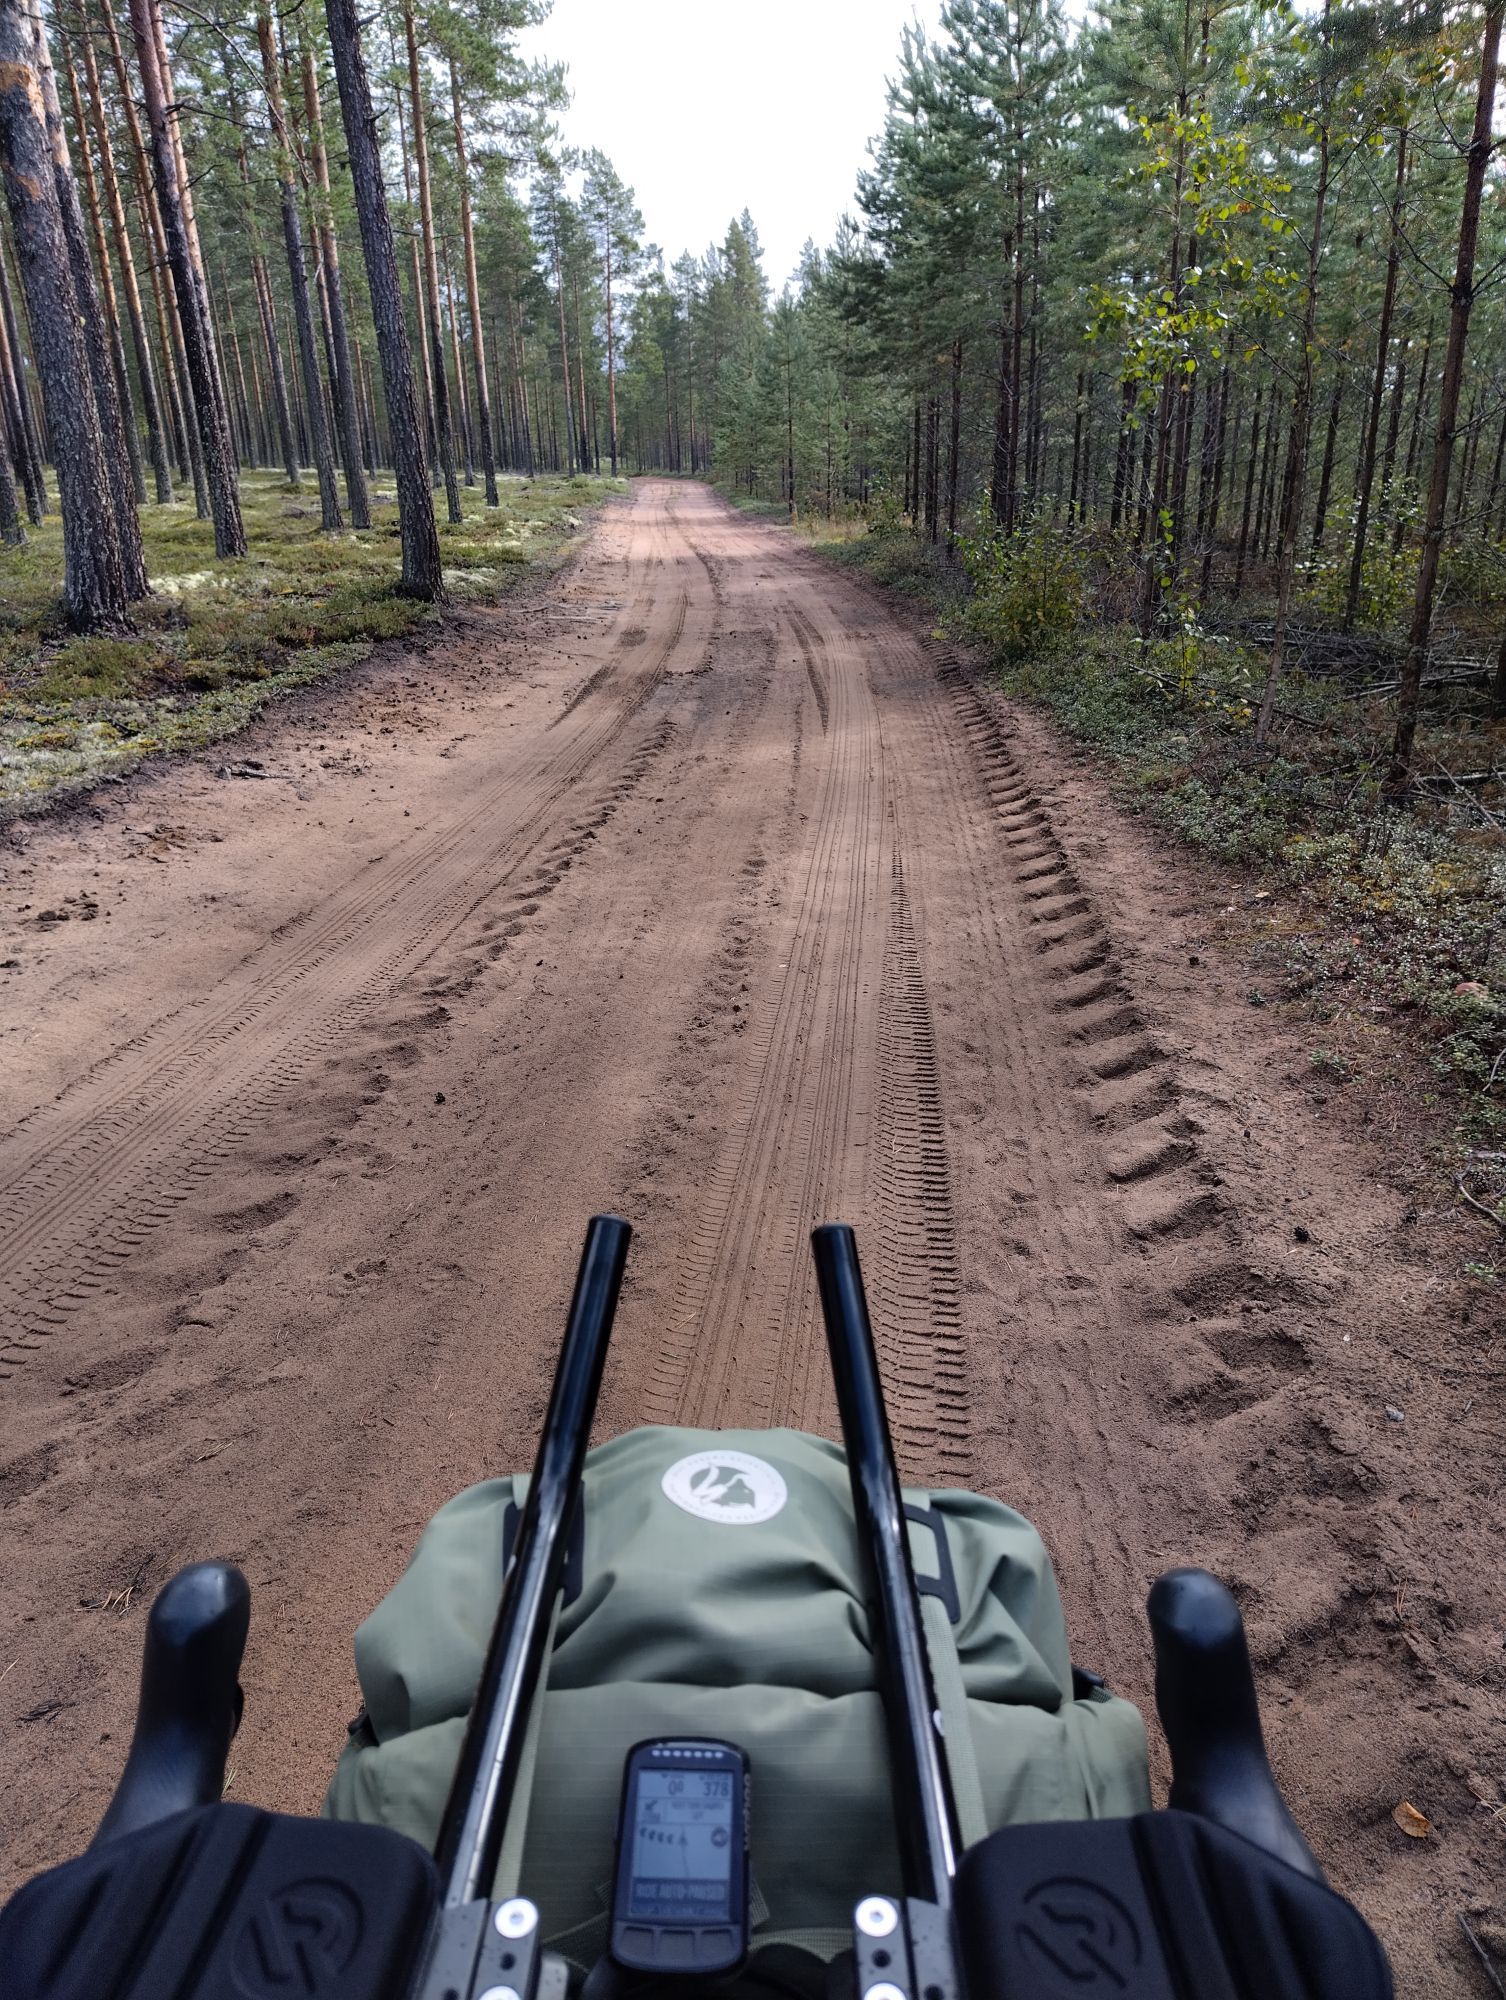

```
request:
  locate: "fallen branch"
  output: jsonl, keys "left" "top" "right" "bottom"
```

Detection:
{"left": 1457, "top": 1175, "right": 1506, "bottom": 1233}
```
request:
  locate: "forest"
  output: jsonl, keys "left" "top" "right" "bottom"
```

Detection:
{"left": 3, "top": 2, "right": 1506, "bottom": 762}
{"left": 0, "top": 0, "right": 1503, "bottom": 1125}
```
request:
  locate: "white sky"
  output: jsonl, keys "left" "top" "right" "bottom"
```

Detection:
{"left": 518, "top": 0, "right": 947, "bottom": 292}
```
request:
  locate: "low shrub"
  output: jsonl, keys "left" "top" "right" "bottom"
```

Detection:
{"left": 957, "top": 515, "right": 1087, "bottom": 660}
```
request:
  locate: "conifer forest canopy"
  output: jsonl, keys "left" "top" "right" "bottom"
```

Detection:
{"left": 2, "top": 0, "right": 1506, "bottom": 793}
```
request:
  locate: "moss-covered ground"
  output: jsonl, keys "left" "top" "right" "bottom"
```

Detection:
{"left": 0, "top": 468, "right": 622, "bottom": 813}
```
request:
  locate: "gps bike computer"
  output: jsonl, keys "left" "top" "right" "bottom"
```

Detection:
{"left": 609, "top": 1737, "right": 750, "bottom": 1976}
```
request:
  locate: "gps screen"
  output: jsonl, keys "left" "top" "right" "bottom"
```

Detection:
{"left": 627, "top": 1766, "right": 734, "bottom": 1921}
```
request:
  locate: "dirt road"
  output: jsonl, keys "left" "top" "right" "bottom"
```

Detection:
{"left": 2, "top": 482, "right": 1501, "bottom": 1988}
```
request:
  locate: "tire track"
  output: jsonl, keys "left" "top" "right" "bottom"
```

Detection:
{"left": 643, "top": 573, "right": 968, "bottom": 1469}
{"left": 644, "top": 593, "right": 886, "bottom": 1431}
{"left": 0, "top": 533, "right": 706, "bottom": 1377}
{"left": 868, "top": 834, "right": 968, "bottom": 1474}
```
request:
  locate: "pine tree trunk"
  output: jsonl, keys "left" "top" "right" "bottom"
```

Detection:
{"left": 402, "top": 0, "right": 459, "bottom": 524}
{"left": 254, "top": 258, "right": 298, "bottom": 483}
{"left": 1257, "top": 100, "right": 1331, "bottom": 744}
{"left": 79, "top": 14, "right": 170, "bottom": 503}
{"left": 284, "top": 314, "right": 307, "bottom": 459}
{"left": 442, "top": 233, "right": 473, "bottom": 484}
{"left": 303, "top": 46, "right": 368, "bottom": 525}
{"left": 0, "top": 0, "right": 129, "bottom": 622}
{"left": 488, "top": 321, "right": 508, "bottom": 468}
{"left": 105, "top": 24, "right": 193, "bottom": 494}
{"left": 1135, "top": 420, "right": 1154, "bottom": 542}
{"left": 145, "top": 0, "right": 226, "bottom": 431}
{"left": 552, "top": 228, "right": 576, "bottom": 474}
{"left": 225, "top": 54, "right": 295, "bottom": 481}
{"left": 1193, "top": 360, "right": 1228, "bottom": 560}
{"left": 140, "top": 219, "right": 188, "bottom": 480}
{"left": 246, "top": 318, "right": 268, "bottom": 463}
{"left": 683, "top": 294, "right": 695, "bottom": 476}
{"left": 1402, "top": 322, "right": 1433, "bottom": 493}
{"left": 448, "top": 60, "right": 495, "bottom": 504}
{"left": 323, "top": 0, "right": 440, "bottom": 596}
{"left": 222, "top": 275, "right": 253, "bottom": 462}
{"left": 574, "top": 276, "right": 592, "bottom": 474}
{"left": 126, "top": 0, "right": 217, "bottom": 512}
{"left": 0, "top": 368, "right": 23, "bottom": 541}
{"left": 989, "top": 272, "right": 1011, "bottom": 527}
{"left": 508, "top": 295, "right": 533, "bottom": 473}
{"left": 1109, "top": 376, "right": 1132, "bottom": 535}
{"left": 1387, "top": 0, "right": 1502, "bottom": 795}
{"left": 1486, "top": 401, "right": 1506, "bottom": 532}
{"left": 1168, "top": 374, "right": 1196, "bottom": 569}
{"left": 1233, "top": 386, "right": 1263, "bottom": 600}
{"left": 1007, "top": 148, "right": 1025, "bottom": 531}
{"left": 924, "top": 392, "right": 939, "bottom": 542}
{"left": 1068, "top": 368, "right": 1086, "bottom": 522}
{"left": 1252, "top": 391, "right": 1279, "bottom": 560}
{"left": 33, "top": 6, "right": 146, "bottom": 595}
{"left": 61, "top": 24, "right": 145, "bottom": 507}
{"left": 1200, "top": 384, "right": 1238, "bottom": 599}
{"left": 946, "top": 337, "right": 963, "bottom": 544}
{"left": 257, "top": 15, "right": 340, "bottom": 532}
{"left": 352, "top": 334, "right": 371, "bottom": 467}
{"left": 390, "top": 73, "right": 436, "bottom": 483}
{"left": 1344, "top": 127, "right": 1407, "bottom": 629}
{"left": 602, "top": 234, "right": 618, "bottom": 478}
{"left": 0, "top": 235, "right": 44, "bottom": 520}
{"left": 1379, "top": 347, "right": 1406, "bottom": 509}
{"left": 128, "top": 0, "right": 240, "bottom": 548}
{"left": 1452, "top": 389, "right": 1479, "bottom": 528}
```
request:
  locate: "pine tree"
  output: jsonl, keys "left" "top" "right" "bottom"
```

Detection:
{"left": 0, "top": 0, "right": 131, "bottom": 622}
{"left": 128, "top": 0, "right": 244, "bottom": 555}
{"left": 324, "top": 0, "right": 442, "bottom": 595}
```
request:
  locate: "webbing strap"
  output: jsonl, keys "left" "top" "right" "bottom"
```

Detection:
{"left": 744, "top": 1925, "right": 852, "bottom": 1960}
{"left": 917, "top": 1552, "right": 990, "bottom": 1853}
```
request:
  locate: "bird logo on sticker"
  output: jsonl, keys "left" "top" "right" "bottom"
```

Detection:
{"left": 662, "top": 1449, "right": 788, "bottom": 1524}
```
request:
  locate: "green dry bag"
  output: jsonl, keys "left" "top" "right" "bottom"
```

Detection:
{"left": 324, "top": 1426, "right": 1149, "bottom": 1961}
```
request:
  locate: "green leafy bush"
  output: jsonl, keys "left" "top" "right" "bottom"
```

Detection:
{"left": 1298, "top": 514, "right": 1416, "bottom": 630}
{"left": 956, "top": 517, "right": 1087, "bottom": 660}
{"left": 1441, "top": 533, "right": 1506, "bottom": 609}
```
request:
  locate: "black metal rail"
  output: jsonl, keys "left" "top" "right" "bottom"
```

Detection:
{"left": 812, "top": 1222, "right": 960, "bottom": 1911}
{"left": 434, "top": 1214, "right": 632, "bottom": 1908}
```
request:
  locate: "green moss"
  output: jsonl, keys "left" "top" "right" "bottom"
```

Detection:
{"left": 0, "top": 468, "right": 625, "bottom": 812}
{"left": 33, "top": 636, "right": 168, "bottom": 702}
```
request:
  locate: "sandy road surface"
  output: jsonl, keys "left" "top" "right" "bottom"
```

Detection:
{"left": 2, "top": 482, "right": 1502, "bottom": 1988}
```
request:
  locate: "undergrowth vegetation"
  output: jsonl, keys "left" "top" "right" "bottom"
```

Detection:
{"left": 0, "top": 470, "right": 620, "bottom": 811}
{"left": 824, "top": 519, "right": 1506, "bottom": 1197}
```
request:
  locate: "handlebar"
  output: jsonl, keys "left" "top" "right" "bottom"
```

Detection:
{"left": 1148, "top": 1566, "right": 1321, "bottom": 1881}
{"left": 90, "top": 1559, "right": 249, "bottom": 1848}
{"left": 0, "top": 1215, "right": 1391, "bottom": 2000}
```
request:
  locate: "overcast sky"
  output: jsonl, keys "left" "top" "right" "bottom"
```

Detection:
{"left": 518, "top": 0, "right": 948, "bottom": 292}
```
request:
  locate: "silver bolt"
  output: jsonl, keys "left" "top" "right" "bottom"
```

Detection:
{"left": 863, "top": 1985, "right": 907, "bottom": 2000}
{"left": 855, "top": 1897, "right": 899, "bottom": 1938}
{"left": 494, "top": 1898, "right": 538, "bottom": 1940}
{"left": 477, "top": 1989, "right": 522, "bottom": 2000}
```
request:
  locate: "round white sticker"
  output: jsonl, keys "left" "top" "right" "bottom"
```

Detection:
{"left": 661, "top": 1449, "right": 788, "bottom": 1526}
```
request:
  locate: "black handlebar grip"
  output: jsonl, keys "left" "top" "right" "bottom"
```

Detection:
{"left": 1148, "top": 1567, "right": 1322, "bottom": 1883}
{"left": 90, "top": 1562, "right": 250, "bottom": 1848}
